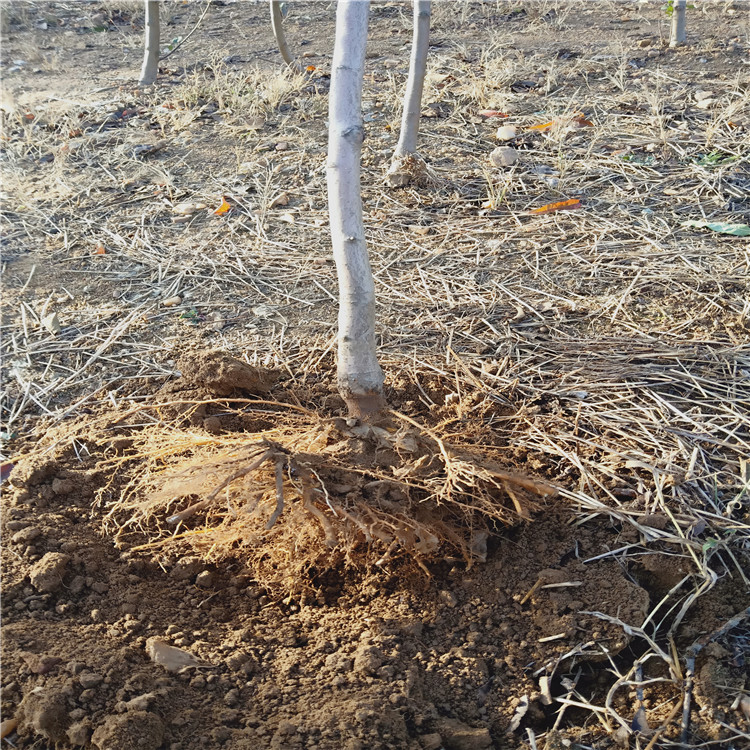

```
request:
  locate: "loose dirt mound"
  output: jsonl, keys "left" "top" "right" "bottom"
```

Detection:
{"left": 2, "top": 369, "right": 747, "bottom": 749}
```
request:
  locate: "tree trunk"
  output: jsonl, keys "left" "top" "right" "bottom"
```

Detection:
{"left": 386, "top": 0, "right": 431, "bottom": 187}
{"left": 270, "top": 0, "right": 301, "bottom": 71}
{"left": 327, "top": 0, "right": 384, "bottom": 418}
{"left": 139, "top": 0, "right": 160, "bottom": 85}
{"left": 670, "top": 0, "right": 687, "bottom": 47}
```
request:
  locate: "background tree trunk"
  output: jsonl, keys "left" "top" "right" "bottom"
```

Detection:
{"left": 327, "top": 0, "right": 384, "bottom": 418}
{"left": 394, "top": 0, "right": 430, "bottom": 159}
{"left": 270, "top": 0, "right": 301, "bottom": 71}
{"left": 670, "top": 0, "right": 687, "bottom": 47}
{"left": 139, "top": 0, "right": 160, "bottom": 85}
{"left": 386, "top": 0, "right": 431, "bottom": 187}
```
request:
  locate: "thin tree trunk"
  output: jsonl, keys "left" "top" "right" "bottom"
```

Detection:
{"left": 670, "top": 0, "right": 687, "bottom": 47}
{"left": 386, "top": 0, "right": 432, "bottom": 187}
{"left": 327, "top": 0, "right": 384, "bottom": 418}
{"left": 270, "top": 0, "right": 301, "bottom": 71}
{"left": 139, "top": 0, "right": 160, "bottom": 85}
{"left": 394, "top": 0, "right": 431, "bottom": 158}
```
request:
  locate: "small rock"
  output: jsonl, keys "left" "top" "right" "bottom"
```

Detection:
{"left": 275, "top": 141, "right": 289, "bottom": 151}
{"left": 29, "top": 553, "right": 70, "bottom": 593}
{"left": 696, "top": 98, "right": 715, "bottom": 110}
{"left": 637, "top": 38, "right": 652, "bottom": 48}
{"left": 224, "top": 688, "right": 240, "bottom": 706}
{"left": 41, "top": 313, "right": 61, "bottom": 335}
{"left": 495, "top": 125, "right": 517, "bottom": 141}
{"left": 489, "top": 146, "right": 518, "bottom": 168}
{"left": 161, "top": 295, "right": 182, "bottom": 308}
{"left": 6, "top": 520, "right": 30, "bottom": 531}
{"left": 172, "top": 202, "right": 207, "bottom": 215}
{"left": 694, "top": 89, "right": 714, "bottom": 102}
{"left": 68, "top": 576, "right": 86, "bottom": 595}
{"left": 78, "top": 672, "right": 103, "bottom": 690}
{"left": 90, "top": 582, "right": 109, "bottom": 594}
{"left": 11, "top": 526, "right": 41, "bottom": 545}
{"left": 145, "top": 637, "right": 210, "bottom": 673}
{"left": 195, "top": 570, "right": 215, "bottom": 588}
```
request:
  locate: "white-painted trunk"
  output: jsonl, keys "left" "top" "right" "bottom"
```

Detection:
{"left": 394, "top": 0, "right": 431, "bottom": 158}
{"left": 387, "top": 0, "right": 431, "bottom": 188}
{"left": 327, "top": 0, "right": 384, "bottom": 418}
{"left": 139, "top": 0, "right": 160, "bottom": 85}
{"left": 670, "top": 0, "right": 687, "bottom": 47}
{"left": 270, "top": 0, "right": 301, "bottom": 70}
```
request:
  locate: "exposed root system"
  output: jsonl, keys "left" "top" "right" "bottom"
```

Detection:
{"left": 100, "top": 403, "right": 553, "bottom": 597}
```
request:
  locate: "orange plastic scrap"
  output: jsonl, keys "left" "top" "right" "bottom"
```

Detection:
{"left": 214, "top": 198, "right": 232, "bottom": 215}
{"left": 529, "top": 113, "right": 593, "bottom": 132}
{"left": 528, "top": 120, "right": 555, "bottom": 132}
{"left": 529, "top": 198, "right": 582, "bottom": 215}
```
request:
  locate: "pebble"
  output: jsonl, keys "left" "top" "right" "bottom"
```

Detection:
{"left": 161, "top": 296, "right": 182, "bottom": 308}
{"left": 172, "top": 202, "right": 207, "bottom": 215}
{"left": 694, "top": 89, "right": 714, "bottom": 102}
{"left": 41, "top": 313, "right": 61, "bottom": 335}
{"left": 195, "top": 570, "right": 215, "bottom": 588}
{"left": 6, "top": 520, "right": 30, "bottom": 531}
{"left": 495, "top": 125, "right": 517, "bottom": 141}
{"left": 489, "top": 146, "right": 518, "bottom": 168}
{"left": 224, "top": 688, "right": 240, "bottom": 706}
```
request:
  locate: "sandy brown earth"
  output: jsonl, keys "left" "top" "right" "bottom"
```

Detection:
{"left": 2, "top": 2, "right": 749, "bottom": 749}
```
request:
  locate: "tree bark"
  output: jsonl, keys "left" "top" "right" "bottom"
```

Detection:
{"left": 327, "top": 0, "right": 384, "bottom": 418}
{"left": 387, "top": 0, "right": 431, "bottom": 187}
{"left": 139, "top": 0, "right": 160, "bottom": 85}
{"left": 394, "top": 0, "right": 430, "bottom": 158}
{"left": 270, "top": 0, "right": 301, "bottom": 71}
{"left": 669, "top": 0, "right": 687, "bottom": 47}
